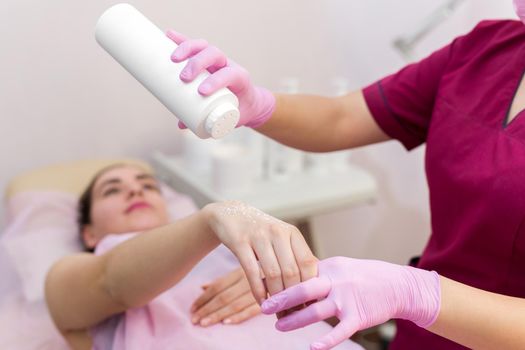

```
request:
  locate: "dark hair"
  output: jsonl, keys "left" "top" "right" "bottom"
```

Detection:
{"left": 77, "top": 163, "right": 133, "bottom": 252}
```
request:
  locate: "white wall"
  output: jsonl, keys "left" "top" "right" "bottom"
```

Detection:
{"left": 0, "top": 0, "right": 515, "bottom": 262}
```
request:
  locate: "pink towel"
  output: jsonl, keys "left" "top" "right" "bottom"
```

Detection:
{"left": 91, "top": 233, "right": 364, "bottom": 350}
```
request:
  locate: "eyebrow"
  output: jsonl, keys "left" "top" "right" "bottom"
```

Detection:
{"left": 136, "top": 173, "right": 155, "bottom": 181}
{"left": 96, "top": 173, "right": 156, "bottom": 193}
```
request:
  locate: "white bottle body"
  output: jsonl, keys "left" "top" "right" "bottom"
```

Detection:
{"left": 95, "top": 3, "right": 239, "bottom": 139}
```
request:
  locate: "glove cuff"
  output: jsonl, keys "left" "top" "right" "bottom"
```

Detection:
{"left": 399, "top": 267, "right": 441, "bottom": 328}
{"left": 244, "top": 87, "right": 276, "bottom": 128}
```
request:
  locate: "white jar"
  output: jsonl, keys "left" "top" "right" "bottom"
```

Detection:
{"left": 211, "top": 143, "right": 255, "bottom": 196}
{"left": 95, "top": 3, "right": 240, "bottom": 139}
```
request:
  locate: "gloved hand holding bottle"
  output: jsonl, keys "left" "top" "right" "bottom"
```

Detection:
{"left": 167, "top": 30, "right": 276, "bottom": 129}
{"left": 260, "top": 256, "right": 441, "bottom": 350}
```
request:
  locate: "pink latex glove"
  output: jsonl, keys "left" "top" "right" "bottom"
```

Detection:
{"left": 166, "top": 30, "right": 275, "bottom": 129}
{"left": 261, "top": 257, "right": 441, "bottom": 350}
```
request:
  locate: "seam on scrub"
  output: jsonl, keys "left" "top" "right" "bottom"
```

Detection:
{"left": 377, "top": 81, "right": 426, "bottom": 145}
{"left": 437, "top": 96, "right": 525, "bottom": 147}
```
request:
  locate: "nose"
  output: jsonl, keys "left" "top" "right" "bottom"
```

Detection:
{"left": 127, "top": 184, "right": 144, "bottom": 199}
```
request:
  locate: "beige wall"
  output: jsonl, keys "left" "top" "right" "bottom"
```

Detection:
{"left": 0, "top": 0, "right": 514, "bottom": 262}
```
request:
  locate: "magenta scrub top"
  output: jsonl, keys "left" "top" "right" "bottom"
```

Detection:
{"left": 363, "top": 20, "right": 525, "bottom": 349}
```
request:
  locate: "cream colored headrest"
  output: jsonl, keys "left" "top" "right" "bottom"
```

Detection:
{"left": 5, "top": 158, "right": 152, "bottom": 199}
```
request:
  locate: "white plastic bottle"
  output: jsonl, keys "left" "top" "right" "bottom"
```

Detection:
{"left": 95, "top": 3, "right": 240, "bottom": 139}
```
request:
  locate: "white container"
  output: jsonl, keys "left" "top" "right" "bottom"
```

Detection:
{"left": 95, "top": 3, "right": 240, "bottom": 139}
{"left": 265, "top": 78, "right": 305, "bottom": 181}
{"left": 211, "top": 143, "right": 255, "bottom": 196}
{"left": 180, "top": 129, "right": 214, "bottom": 174}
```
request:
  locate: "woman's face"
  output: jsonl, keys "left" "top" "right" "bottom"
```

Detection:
{"left": 82, "top": 165, "right": 170, "bottom": 249}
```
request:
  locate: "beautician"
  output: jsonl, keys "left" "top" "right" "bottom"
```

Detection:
{"left": 165, "top": 1, "right": 525, "bottom": 349}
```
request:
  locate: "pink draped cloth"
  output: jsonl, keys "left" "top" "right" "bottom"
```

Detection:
{"left": 91, "top": 233, "right": 363, "bottom": 350}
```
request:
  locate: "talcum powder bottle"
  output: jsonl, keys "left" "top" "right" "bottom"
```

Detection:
{"left": 95, "top": 3, "right": 240, "bottom": 139}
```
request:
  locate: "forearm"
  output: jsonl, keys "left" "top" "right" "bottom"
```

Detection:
{"left": 102, "top": 209, "right": 219, "bottom": 308}
{"left": 255, "top": 91, "right": 389, "bottom": 152}
{"left": 427, "top": 276, "right": 525, "bottom": 349}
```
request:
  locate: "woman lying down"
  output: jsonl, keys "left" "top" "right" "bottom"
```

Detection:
{"left": 45, "top": 163, "right": 361, "bottom": 350}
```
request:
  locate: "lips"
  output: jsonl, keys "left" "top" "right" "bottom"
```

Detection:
{"left": 125, "top": 201, "right": 152, "bottom": 214}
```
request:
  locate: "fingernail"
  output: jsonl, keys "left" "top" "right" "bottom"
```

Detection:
{"left": 191, "top": 315, "right": 199, "bottom": 324}
{"left": 222, "top": 318, "right": 232, "bottom": 325}
{"left": 199, "top": 83, "right": 211, "bottom": 95}
{"left": 261, "top": 299, "right": 275, "bottom": 313}
{"left": 180, "top": 68, "right": 192, "bottom": 80}
{"left": 275, "top": 319, "right": 290, "bottom": 331}
{"left": 261, "top": 293, "right": 286, "bottom": 314}
{"left": 311, "top": 342, "right": 326, "bottom": 350}
{"left": 200, "top": 318, "right": 211, "bottom": 327}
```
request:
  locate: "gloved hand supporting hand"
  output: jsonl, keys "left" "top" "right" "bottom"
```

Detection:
{"left": 261, "top": 257, "right": 441, "bottom": 350}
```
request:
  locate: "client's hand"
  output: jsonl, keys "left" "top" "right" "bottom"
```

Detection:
{"left": 166, "top": 30, "right": 275, "bottom": 128}
{"left": 190, "top": 268, "right": 260, "bottom": 327}
{"left": 202, "top": 201, "right": 318, "bottom": 305}
{"left": 260, "top": 257, "right": 441, "bottom": 350}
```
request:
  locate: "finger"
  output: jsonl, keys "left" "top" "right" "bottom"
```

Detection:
{"left": 178, "top": 46, "right": 228, "bottom": 81}
{"left": 171, "top": 38, "right": 208, "bottom": 69}
{"left": 275, "top": 299, "right": 336, "bottom": 332}
{"left": 166, "top": 29, "right": 189, "bottom": 45}
{"left": 223, "top": 303, "right": 261, "bottom": 325}
{"left": 192, "top": 278, "right": 248, "bottom": 322}
{"left": 272, "top": 228, "right": 301, "bottom": 289}
{"left": 253, "top": 236, "right": 284, "bottom": 296}
{"left": 271, "top": 227, "right": 302, "bottom": 319}
{"left": 277, "top": 304, "right": 307, "bottom": 320}
{"left": 197, "top": 65, "right": 249, "bottom": 96}
{"left": 199, "top": 292, "right": 257, "bottom": 327}
{"left": 261, "top": 276, "right": 331, "bottom": 314}
{"left": 191, "top": 269, "right": 243, "bottom": 313}
{"left": 178, "top": 120, "right": 187, "bottom": 129}
{"left": 291, "top": 229, "right": 318, "bottom": 282}
{"left": 234, "top": 245, "right": 267, "bottom": 304}
{"left": 310, "top": 319, "right": 359, "bottom": 350}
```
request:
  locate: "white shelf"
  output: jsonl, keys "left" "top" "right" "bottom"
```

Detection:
{"left": 152, "top": 151, "right": 378, "bottom": 221}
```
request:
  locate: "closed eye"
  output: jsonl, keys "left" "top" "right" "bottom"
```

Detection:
{"left": 103, "top": 187, "right": 121, "bottom": 197}
{"left": 143, "top": 183, "right": 160, "bottom": 192}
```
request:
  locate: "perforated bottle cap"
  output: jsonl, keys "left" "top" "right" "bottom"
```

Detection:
{"left": 205, "top": 103, "right": 240, "bottom": 139}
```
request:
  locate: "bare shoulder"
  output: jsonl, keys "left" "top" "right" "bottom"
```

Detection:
{"left": 45, "top": 253, "right": 99, "bottom": 300}
{"left": 45, "top": 252, "right": 122, "bottom": 335}
{"left": 45, "top": 253, "right": 98, "bottom": 299}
